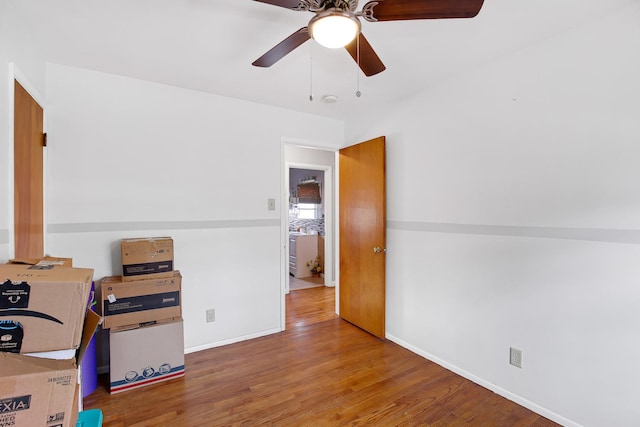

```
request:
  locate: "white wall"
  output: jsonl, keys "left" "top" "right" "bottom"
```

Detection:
{"left": 43, "top": 64, "right": 344, "bottom": 364}
{"left": 347, "top": 3, "right": 640, "bottom": 426}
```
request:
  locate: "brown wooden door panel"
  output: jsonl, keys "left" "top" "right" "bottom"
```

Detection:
{"left": 339, "top": 136, "right": 386, "bottom": 338}
{"left": 14, "top": 80, "right": 44, "bottom": 259}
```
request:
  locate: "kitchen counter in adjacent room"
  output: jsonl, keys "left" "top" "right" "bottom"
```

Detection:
{"left": 289, "top": 233, "right": 317, "bottom": 278}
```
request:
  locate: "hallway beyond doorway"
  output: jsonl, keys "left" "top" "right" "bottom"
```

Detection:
{"left": 290, "top": 275, "right": 324, "bottom": 291}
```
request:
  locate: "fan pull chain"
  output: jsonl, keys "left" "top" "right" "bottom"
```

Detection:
{"left": 309, "top": 42, "right": 314, "bottom": 102}
{"left": 356, "top": 34, "right": 361, "bottom": 98}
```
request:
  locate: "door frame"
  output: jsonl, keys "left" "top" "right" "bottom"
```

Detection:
{"left": 7, "top": 63, "right": 47, "bottom": 259}
{"left": 280, "top": 141, "right": 338, "bottom": 329}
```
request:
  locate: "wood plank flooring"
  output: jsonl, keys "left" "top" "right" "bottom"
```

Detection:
{"left": 84, "top": 286, "right": 559, "bottom": 426}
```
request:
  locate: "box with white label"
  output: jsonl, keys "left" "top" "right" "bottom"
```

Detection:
{"left": 99, "top": 271, "right": 181, "bottom": 329}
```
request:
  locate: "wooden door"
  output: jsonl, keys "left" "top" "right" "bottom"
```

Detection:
{"left": 339, "top": 136, "right": 386, "bottom": 338}
{"left": 14, "top": 80, "right": 44, "bottom": 259}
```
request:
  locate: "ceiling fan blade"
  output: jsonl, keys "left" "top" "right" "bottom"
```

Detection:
{"left": 252, "top": 28, "right": 310, "bottom": 68}
{"left": 253, "top": 0, "right": 301, "bottom": 10}
{"left": 345, "top": 33, "right": 386, "bottom": 77}
{"left": 362, "top": 0, "right": 484, "bottom": 21}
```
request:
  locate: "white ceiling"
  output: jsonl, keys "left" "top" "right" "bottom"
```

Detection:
{"left": 10, "top": 0, "right": 636, "bottom": 121}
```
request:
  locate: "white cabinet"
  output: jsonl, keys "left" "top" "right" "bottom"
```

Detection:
{"left": 289, "top": 234, "right": 317, "bottom": 278}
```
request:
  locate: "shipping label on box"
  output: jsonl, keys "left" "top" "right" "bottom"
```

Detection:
{"left": 109, "top": 318, "right": 185, "bottom": 394}
{"left": 0, "top": 264, "right": 93, "bottom": 353}
{"left": 100, "top": 271, "right": 182, "bottom": 329}
{"left": 121, "top": 237, "right": 173, "bottom": 280}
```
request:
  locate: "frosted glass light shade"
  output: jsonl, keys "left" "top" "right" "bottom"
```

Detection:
{"left": 309, "top": 9, "right": 361, "bottom": 49}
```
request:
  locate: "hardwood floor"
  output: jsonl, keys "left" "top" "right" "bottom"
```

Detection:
{"left": 84, "top": 286, "right": 559, "bottom": 426}
{"left": 286, "top": 285, "right": 337, "bottom": 329}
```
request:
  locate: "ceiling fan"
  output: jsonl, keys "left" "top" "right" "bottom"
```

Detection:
{"left": 252, "top": 0, "right": 485, "bottom": 76}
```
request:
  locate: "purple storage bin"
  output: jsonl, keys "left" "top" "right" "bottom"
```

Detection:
{"left": 81, "top": 281, "right": 98, "bottom": 397}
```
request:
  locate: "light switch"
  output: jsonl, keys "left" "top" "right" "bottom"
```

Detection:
{"left": 268, "top": 198, "right": 276, "bottom": 211}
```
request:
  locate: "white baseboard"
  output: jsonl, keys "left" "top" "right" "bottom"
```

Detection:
{"left": 184, "top": 327, "right": 281, "bottom": 354}
{"left": 385, "top": 333, "right": 580, "bottom": 427}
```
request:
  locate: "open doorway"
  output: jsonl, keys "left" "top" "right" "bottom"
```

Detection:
{"left": 289, "top": 168, "right": 325, "bottom": 291}
{"left": 282, "top": 143, "right": 337, "bottom": 328}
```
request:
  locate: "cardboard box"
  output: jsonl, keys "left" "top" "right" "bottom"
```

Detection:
{"left": 121, "top": 237, "right": 173, "bottom": 281}
{"left": 0, "top": 264, "right": 93, "bottom": 353}
{"left": 8, "top": 256, "right": 73, "bottom": 268}
{"left": 109, "top": 318, "right": 185, "bottom": 394}
{"left": 99, "top": 271, "right": 182, "bottom": 329}
{"left": 0, "top": 310, "right": 101, "bottom": 427}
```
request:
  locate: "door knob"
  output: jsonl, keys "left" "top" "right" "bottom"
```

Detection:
{"left": 373, "top": 246, "right": 386, "bottom": 253}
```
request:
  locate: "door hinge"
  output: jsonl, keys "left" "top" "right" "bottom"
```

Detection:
{"left": 42, "top": 132, "right": 47, "bottom": 147}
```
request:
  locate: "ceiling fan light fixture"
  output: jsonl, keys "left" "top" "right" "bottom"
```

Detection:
{"left": 309, "top": 8, "right": 361, "bottom": 49}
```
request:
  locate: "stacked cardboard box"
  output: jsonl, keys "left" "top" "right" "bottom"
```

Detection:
{"left": 108, "top": 318, "right": 185, "bottom": 394}
{"left": 0, "top": 263, "right": 92, "bottom": 353}
{"left": 0, "top": 260, "right": 99, "bottom": 427}
{"left": 100, "top": 271, "right": 182, "bottom": 330}
{"left": 99, "top": 237, "right": 185, "bottom": 394}
{"left": 121, "top": 237, "right": 173, "bottom": 281}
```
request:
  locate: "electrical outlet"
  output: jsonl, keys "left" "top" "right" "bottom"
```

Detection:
{"left": 267, "top": 198, "right": 276, "bottom": 211}
{"left": 206, "top": 308, "right": 215, "bottom": 323}
{"left": 510, "top": 347, "right": 522, "bottom": 368}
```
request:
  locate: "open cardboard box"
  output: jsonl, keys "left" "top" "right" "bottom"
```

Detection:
{"left": 0, "top": 310, "right": 102, "bottom": 427}
{"left": 0, "top": 263, "right": 93, "bottom": 353}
